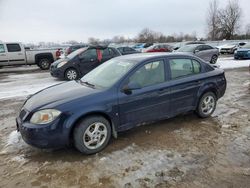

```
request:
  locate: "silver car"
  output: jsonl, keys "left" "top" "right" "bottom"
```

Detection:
{"left": 176, "top": 44, "right": 219, "bottom": 64}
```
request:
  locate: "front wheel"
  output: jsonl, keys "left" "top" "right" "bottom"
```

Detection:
{"left": 196, "top": 92, "right": 217, "bottom": 118}
{"left": 73, "top": 116, "right": 111, "bottom": 154}
{"left": 64, "top": 68, "right": 79, "bottom": 80}
{"left": 210, "top": 55, "right": 218, "bottom": 64}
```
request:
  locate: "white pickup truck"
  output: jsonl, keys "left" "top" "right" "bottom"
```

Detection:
{"left": 0, "top": 42, "right": 58, "bottom": 70}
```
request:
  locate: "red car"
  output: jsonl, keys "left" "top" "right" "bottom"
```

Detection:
{"left": 144, "top": 44, "right": 173, "bottom": 53}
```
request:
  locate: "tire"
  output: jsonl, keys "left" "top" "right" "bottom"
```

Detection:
{"left": 73, "top": 116, "right": 111, "bottom": 154}
{"left": 210, "top": 55, "right": 218, "bottom": 64}
{"left": 196, "top": 92, "right": 217, "bottom": 118}
{"left": 64, "top": 68, "right": 79, "bottom": 80}
{"left": 38, "top": 58, "right": 51, "bottom": 70}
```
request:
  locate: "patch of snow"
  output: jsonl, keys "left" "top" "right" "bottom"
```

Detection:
{"left": 216, "top": 57, "right": 250, "bottom": 69}
{"left": 0, "top": 131, "right": 30, "bottom": 155}
{"left": 0, "top": 72, "right": 63, "bottom": 100}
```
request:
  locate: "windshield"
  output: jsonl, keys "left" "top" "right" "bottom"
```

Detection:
{"left": 242, "top": 43, "right": 250, "bottom": 49}
{"left": 81, "top": 59, "right": 136, "bottom": 88}
{"left": 176, "top": 45, "right": 197, "bottom": 52}
{"left": 67, "top": 48, "right": 87, "bottom": 59}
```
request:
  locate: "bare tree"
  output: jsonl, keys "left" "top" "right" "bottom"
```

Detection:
{"left": 218, "top": 0, "right": 242, "bottom": 39}
{"left": 137, "top": 28, "right": 156, "bottom": 43}
{"left": 246, "top": 24, "right": 250, "bottom": 35}
{"left": 206, "top": 0, "right": 220, "bottom": 40}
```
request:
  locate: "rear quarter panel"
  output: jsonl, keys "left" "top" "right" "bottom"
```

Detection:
{"left": 196, "top": 68, "right": 226, "bottom": 103}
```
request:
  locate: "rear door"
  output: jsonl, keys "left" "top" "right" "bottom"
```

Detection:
{"left": 0, "top": 44, "right": 9, "bottom": 66}
{"left": 78, "top": 48, "right": 99, "bottom": 75}
{"left": 167, "top": 58, "right": 203, "bottom": 115}
{"left": 6, "top": 43, "right": 26, "bottom": 65}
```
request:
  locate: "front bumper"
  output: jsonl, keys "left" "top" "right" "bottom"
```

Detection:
{"left": 16, "top": 114, "right": 70, "bottom": 149}
{"left": 50, "top": 66, "right": 65, "bottom": 79}
{"left": 220, "top": 49, "right": 235, "bottom": 54}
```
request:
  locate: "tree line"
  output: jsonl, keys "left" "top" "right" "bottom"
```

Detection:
{"left": 88, "top": 0, "right": 249, "bottom": 45}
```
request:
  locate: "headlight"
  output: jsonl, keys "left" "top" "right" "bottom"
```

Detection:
{"left": 30, "top": 109, "right": 61, "bottom": 124}
{"left": 234, "top": 50, "right": 238, "bottom": 54}
{"left": 57, "top": 61, "right": 67, "bottom": 68}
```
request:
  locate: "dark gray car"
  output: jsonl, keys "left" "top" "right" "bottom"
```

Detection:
{"left": 176, "top": 44, "right": 219, "bottom": 64}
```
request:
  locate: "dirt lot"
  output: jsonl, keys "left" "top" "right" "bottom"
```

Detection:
{"left": 0, "top": 66, "right": 249, "bottom": 188}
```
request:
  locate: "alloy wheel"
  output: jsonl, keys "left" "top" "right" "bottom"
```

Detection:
{"left": 201, "top": 95, "right": 215, "bottom": 115}
{"left": 83, "top": 122, "right": 108, "bottom": 150}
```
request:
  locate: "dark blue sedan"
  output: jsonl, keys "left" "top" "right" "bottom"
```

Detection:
{"left": 17, "top": 53, "right": 226, "bottom": 154}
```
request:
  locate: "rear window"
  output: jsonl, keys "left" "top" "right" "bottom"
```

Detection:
{"left": 6, "top": 43, "right": 21, "bottom": 52}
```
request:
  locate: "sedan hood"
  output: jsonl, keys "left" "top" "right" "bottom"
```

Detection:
{"left": 24, "top": 81, "right": 101, "bottom": 111}
{"left": 51, "top": 58, "right": 68, "bottom": 67}
{"left": 237, "top": 48, "right": 250, "bottom": 52}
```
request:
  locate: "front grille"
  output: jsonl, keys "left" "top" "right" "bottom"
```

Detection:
{"left": 19, "top": 109, "right": 28, "bottom": 121}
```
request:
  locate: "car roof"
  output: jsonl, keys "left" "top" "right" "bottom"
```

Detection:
{"left": 88, "top": 45, "right": 110, "bottom": 50}
{"left": 114, "top": 52, "right": 200, "bottom": 62}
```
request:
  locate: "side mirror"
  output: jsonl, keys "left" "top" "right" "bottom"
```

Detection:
{"left": 194, "top": 49, "right": 199, "bottom": 54}
{"left": 122, "top": 82, "right": 141, "bottom": 94}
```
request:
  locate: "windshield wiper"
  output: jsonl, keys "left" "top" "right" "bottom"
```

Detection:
{"left": 80, "top": 80, "right": 95, "bottom": 88}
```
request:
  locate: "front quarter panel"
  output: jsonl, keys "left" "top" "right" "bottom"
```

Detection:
{"left": 56, "top": 89, "right": 119, "bottom": 142}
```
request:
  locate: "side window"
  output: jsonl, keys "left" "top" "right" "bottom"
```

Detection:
{"left": 109, "top": 48, "right": 116, "bottom": 56}
{"left": 102, "top": 48, "right": 111, "bottom": 57}
{"left": 169, "top": 58, "right": 201, "bottom": 79}
{"left": 0, "top": 44, "right": 5, "bottom": 53}
{"left": 192, "top": 60, "right": 201, "bottom": 74}
{"left": 6, "top": 43, "right": 21, "bottom": 52}
{"left": 196, "top": 45, "right": 203, "bottom": 51}
{"left": 203, "top": 45, "right": 213, "bottom": 50}
{"left": 128, "top": 60, "right": 165, "bottom": 88}
{"left": 124, "top": 47, "right": 131, "bottom": 52}
{"left": 79, "top": 49, "right": 97, "bottom": 61}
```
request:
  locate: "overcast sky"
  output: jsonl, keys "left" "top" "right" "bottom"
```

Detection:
{"left": 0, "top": 0, "right": 249, "bottom": 43}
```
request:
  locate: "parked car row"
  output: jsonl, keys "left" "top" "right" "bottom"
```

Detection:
{"left": 50, "top": 43, "right": 221, "bottom": 80}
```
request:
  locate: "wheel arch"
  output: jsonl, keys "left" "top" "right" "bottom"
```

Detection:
{"left": 196, "top": 84, "right": 219, "bottom": 107}
{"left": 35, "top": 53, "right": 54, "bottom": 65}
{"left": 68, "top": 111, "right": 117, "bottom": 145}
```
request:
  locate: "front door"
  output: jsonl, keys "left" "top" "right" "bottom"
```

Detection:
{"left": 6, "top": 43, "right": 26, "bottom": 65}
{"left": 0, "top": 44, "right": 8, "bottom": 66}
{"left": 118, "top": 59, "right": 171, "bottom": 131}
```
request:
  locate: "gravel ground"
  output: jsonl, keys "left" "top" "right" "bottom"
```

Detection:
{"left": 0, "top": 60, "right": 249, "bottom": 188}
